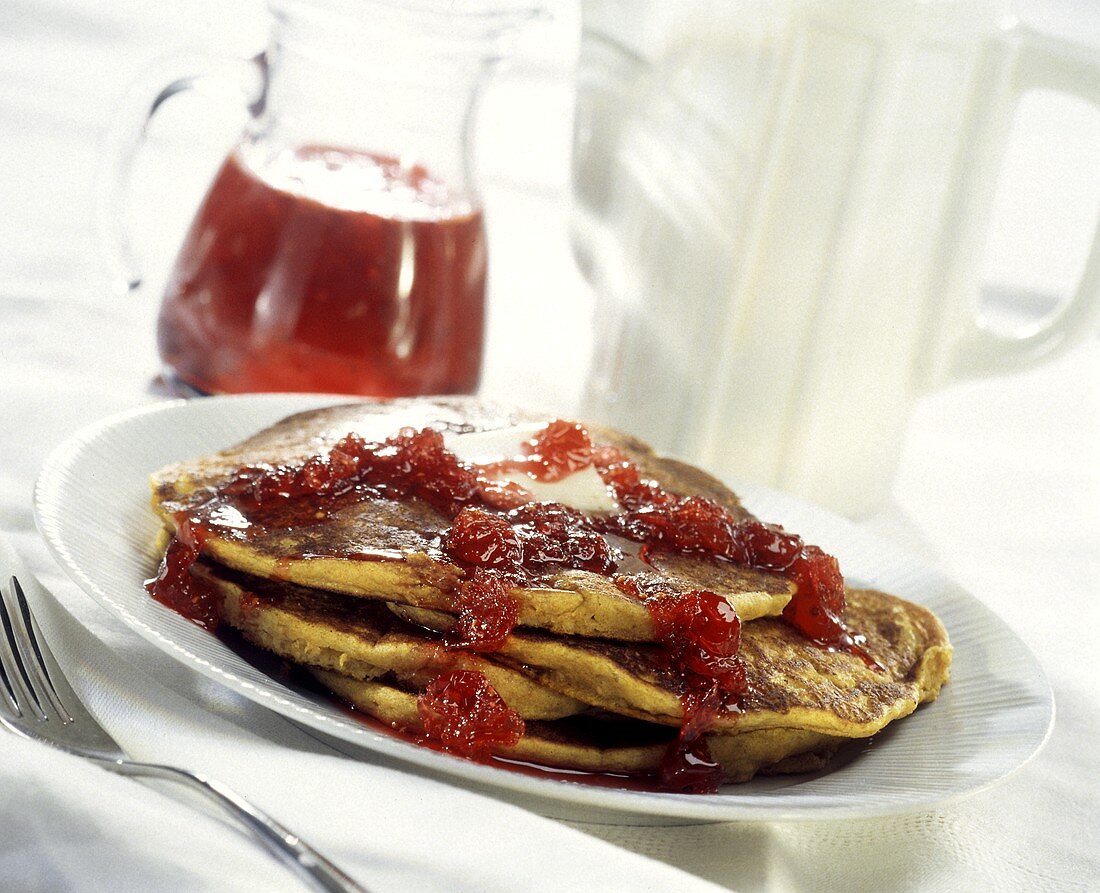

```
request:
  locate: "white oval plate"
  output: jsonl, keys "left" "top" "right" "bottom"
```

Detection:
{"left": 34, "top": 395, "right": 1053, "bottom": 822}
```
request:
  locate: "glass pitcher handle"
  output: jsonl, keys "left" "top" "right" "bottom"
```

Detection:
{"left": 950, "top": 27, "right": 1100, "bottom": 382}
{"left": 98, "top": 54, "right": 264, "bottom": 294}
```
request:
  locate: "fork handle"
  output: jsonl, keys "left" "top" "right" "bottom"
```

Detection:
{"left": 100, "top": 758, "right": 368, "bottom": 893}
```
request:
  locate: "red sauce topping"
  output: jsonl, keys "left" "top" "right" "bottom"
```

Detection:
{"left": 506, "top": 502, "right": 615, "bottom": 575}
{"left": 145, "top": 536, "right": 221, "bottom": 631}
{"left": 595, "top": 459, "right": 855, "bottom": 653}
{"left": 784, "top": 546, "right": 846, "bottom": 642}
{"left": 438, "top": 503, "right": 615, "bottom": 648}
{"left": 149, "top": 416, "right": 877, "bottom": 792}
{"left": 444, "top": 568, "right": 519, "bottom": 653}
{"left": 416, "top": 669, "right": 525, "bottom": 760}
{"left": 622, "top": 585, "right": 746, "bottom": 794}
{"left": 484, "top": 419, "right": 597, "bottom": 482}
{"left": 443, "top": 508, "right": 523, "bottom": 571}
{"left": 646, "top": 590, "right": 745, "bottom": 694}
{"left": 158, "top": 147, "right": 486, "bottom": 397}
{"left": 222, "top": 427, "right": 532, "bottom": 527}
{"left": 658, "top": 729, "right": 725, "bottom": 795}
{"left": 523, "top": 420, "right": 596, "bottom": 481}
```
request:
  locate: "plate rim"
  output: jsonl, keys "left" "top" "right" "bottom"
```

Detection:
{"left": 33, "top": 394, "right": 1056, "bottom": 822}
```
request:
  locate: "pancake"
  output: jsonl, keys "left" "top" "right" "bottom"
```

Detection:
{"left": 313, "top": 669, "right": 843, "bottom": 783}
{"left": 147, "top": 399, "right": 953, "bottom": 791}
{"left": 390, "top": 588, "right": 952, "bottom": 737}
{"left": 150, "top": 399, "right": 792, "bottom": 641}
{"left": 198, "top": 562, "right": 584, "bottom": 721}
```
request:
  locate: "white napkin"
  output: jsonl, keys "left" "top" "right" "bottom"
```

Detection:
{"left": 1, "top": 523, "right": 729, "bottom": 893}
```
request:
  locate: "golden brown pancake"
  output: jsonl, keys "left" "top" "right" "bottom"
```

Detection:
{"left": 198, "top": 562, "right": 583, "bottom": 721}
{"left": 390, "top": 588, "right": 952, "bottom": 737}
{"left": 148, "top": 399, "right": 953, "bottom": 789}
{"left": 313, "top": 668, "right": 843, "bottom": 783}
{"left": 151, "top": 399, "right": 792, "bottom": 640}
{"left": 202, "top": 547, "right": 949, "bottom": 747}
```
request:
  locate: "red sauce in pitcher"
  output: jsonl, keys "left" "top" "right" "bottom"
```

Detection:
{"left": 157, "top": 145, "right": 487, "bottom": 396}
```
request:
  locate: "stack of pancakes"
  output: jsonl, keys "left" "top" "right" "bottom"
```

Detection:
{"left": 151, "top": 400, "right": 952, "bottom": 787}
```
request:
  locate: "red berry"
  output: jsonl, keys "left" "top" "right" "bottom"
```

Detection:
{"left": 522, "top": 420, "right": 594, "bottom": 481}
{"left": 646, "top": 590, "right": 745, "bottom": 694}
{"left": 445, "top": 569, "right": 519, "bottom": 652}
{"left": 417, "top": 670, "right": 525, "bottom": 759}
{"left": 783, "top": 546, "right": 847, "bottom": 643}
{"left": 736, "top": 520, "right": 801, "bottom": 570}
{"left": 443, "top": 508, "right": 522, "bottom": 570}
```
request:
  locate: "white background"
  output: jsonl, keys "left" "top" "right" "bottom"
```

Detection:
{"left": 0, "top": 2, "right": 1098, "bottom": 891}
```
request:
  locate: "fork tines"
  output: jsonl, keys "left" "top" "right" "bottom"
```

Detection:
{"left": 0, "top": 576, "right": 72, "bottom": 723}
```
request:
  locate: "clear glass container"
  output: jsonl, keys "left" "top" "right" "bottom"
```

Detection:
{"left": 572, "top": 0, "right": 1100, "bottom": 516}
{"left": 109, "top": 0, "right": 539, "bottom": 396}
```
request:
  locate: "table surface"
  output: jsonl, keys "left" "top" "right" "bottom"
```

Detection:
{"left": 1, "top": 2, "right": 1098, "bottom": 891}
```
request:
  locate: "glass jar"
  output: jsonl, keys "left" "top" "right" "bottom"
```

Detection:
{"left": 109, "top": 0, "right": 539, "bottom": 396}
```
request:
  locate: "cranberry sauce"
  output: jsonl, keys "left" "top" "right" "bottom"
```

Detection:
{"left": 145, "top": 536, "right": 220, "bottom": 630}
{"left": 416, "top": 669, "right": 525, "bottom": 759}
{"left": 158, "top": 147, "right": 486, "bottom": 397}
{"left": 147, "top": 418, "right": 870, "bottom": 791}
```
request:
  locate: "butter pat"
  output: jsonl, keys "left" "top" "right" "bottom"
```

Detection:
{"left": 443, "top": 425, "right": 620, "bottom": 515}
{"left": 443, "top": 423, "right": 546, "bottom": 466}
{"left": 501, "top": 466, "right": 619, "bottom": 515}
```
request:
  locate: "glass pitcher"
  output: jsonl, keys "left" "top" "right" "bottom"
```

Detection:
{"left": 573, "top": 0, "right": 1100, "bottom": 516}
{"left": 108, "top": 0, "right": 539, "bottom": 397}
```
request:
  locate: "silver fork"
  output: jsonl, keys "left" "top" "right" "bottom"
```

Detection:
{"left": 0, "top": 572, "right": 367, "bottom": 893}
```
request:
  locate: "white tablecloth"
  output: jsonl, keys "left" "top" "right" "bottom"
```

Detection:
{"left": 1, "top": 2, "right": 1098, "bottom": 891}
